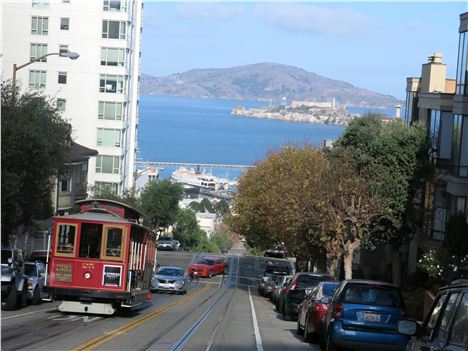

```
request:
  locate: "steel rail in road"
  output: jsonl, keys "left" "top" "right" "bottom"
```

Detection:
{"left": 136, "top": 161, "right": 255, "bottom": 169}
{"left": 169, "top": 255, "right": 240, "bottom": 351}
{"left": 70, "top": 283, "right": 212, "bottom": 351}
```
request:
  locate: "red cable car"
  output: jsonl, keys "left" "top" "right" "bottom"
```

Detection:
{"left": 45, "top": 199, "right": 157, "bottom": 315}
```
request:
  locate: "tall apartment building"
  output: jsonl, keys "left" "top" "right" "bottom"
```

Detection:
{"left": 405, "top": 12, "right": 468, "bottom": 273}
{"left": 2, "top": 0, "right": 143, "bottom": 196}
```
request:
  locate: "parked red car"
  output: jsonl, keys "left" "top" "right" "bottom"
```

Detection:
{"left": 188, "top": 257, "right": 226, "bottom": 278}
{"left": 297, "top": 281, "right": 339, "bottom": 342}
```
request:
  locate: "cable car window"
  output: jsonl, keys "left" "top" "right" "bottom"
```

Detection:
{"left": 79, "top": 223, "right": 103, "bottom": 259}
{"left": 56, "top": 224, "right": 77, "bottom": 256}
{"left": 102, "top": 226, "right": 124, "bottom": 260}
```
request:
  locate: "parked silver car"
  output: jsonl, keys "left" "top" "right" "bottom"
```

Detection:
{"left": 23, "top": 261, "right": 47, "bottom": 304}
{"left": 151, "top": 266, "right": 188, "bottom": 294}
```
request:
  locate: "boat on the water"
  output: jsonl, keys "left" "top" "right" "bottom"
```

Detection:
{"left": 171, "top": 167, "right": 229, "bottom": 190}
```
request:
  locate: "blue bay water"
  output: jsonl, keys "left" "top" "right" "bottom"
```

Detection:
{"left": 137, "top": 95, "right": 392, "bottom": 180}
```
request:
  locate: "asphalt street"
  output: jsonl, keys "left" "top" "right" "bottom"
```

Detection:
{"left": 1, "top": 251, "right": 319, "bottom": 351}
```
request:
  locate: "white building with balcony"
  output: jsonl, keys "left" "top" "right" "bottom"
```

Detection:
{"left": 1, "top": 0, "right": 143, "bottom": 195}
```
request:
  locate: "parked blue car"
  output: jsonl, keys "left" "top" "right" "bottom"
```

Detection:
{"left": 322, "top": 279, "right": 410, "bottom": 351}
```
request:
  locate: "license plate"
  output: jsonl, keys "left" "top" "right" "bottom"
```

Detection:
{"left": 362, "top": 312, "right": 381, "bottom": 322}
{"left": 160, "top": 283, "right": 170, "bottom": 288}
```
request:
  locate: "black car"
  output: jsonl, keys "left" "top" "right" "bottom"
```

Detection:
{"left": 398, "top": 278, "right": 468, "bottom": 351}
{"left": 265, "top": 243, "right": 286, "bottom": 258}
{"left": 278, "top": 272, "right": 334, "bottom": 321}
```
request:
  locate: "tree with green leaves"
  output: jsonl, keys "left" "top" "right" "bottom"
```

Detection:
{"left": 172, "top": 208, "right": 204, "bottom": 250}
{"left": 210, "top": 229, "right": 231, "bottom": 251}
{"left": 327, "top": 115, "right": 431, "bottom": 284}
{"left": 140, "top": 179, "right": 183, "bottom": 232}
{"left": 1, "top": 83, "right": 72, "bottom": 246}
{"left": 200, "top": 198, "right": 214, "bottom": 213}
{"left": 315, "top": 155, "right": 384, "bottom": 279}
{"left": 214, "top": 199, "right": 230, "bottom": 216}
{"left": 229, "top": 145, "right": 329, "bottom": 270}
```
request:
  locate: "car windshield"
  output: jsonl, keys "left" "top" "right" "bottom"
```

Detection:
{"left": 295, "top": 274, "right": 333, "bottom": 289}
{"left": 341, "top": 284, "right": 403, "bottom": 307}
{"left": 199, "top": 260, "right": 215, "bottom": 266}
{"left": 159, "top": 237, "right": 172, "bottom": 242}
{"left": 24, "top": 264, "right": 37, "bottom": 276}
{"left": 157, "top": 268, "right": 184, "bottom": 276}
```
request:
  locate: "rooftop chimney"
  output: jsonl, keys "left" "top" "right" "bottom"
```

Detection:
{"left": 421, "top": 52, "right": 446, "bottom": 93}
{"left": 428, "top": 52, "right": 443, "bottom": 64}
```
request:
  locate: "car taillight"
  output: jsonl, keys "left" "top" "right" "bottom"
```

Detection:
{"left": 289, "top": 278, "right": 298, "bottom": 291}
{"left": 401, "top": 309, "right": 408, "bottom": 319}
{"left": 315, "top": 302, "right": 326, "bottom": 311}
{"left": 332, "top": 304, "right": 343, "bottom": 319}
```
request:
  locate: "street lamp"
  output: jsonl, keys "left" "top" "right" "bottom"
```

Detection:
{"left": 12, "top": 51, "right": 80, "bottom": 96}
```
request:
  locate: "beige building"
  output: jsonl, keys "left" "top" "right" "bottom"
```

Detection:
{"left": 404, "top": 12, "right": 468, "bottom": 273}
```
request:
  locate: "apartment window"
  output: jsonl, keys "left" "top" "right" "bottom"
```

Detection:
{"left": 99, "top": 74, "right": 124, "bottom": 93}
{"left": 96, "top": 155, "right": 120, "bottom": 174}
{"left": 60, "top": 18, "right": 69, "bottom": 30}
{"left": 59, "top": 45, "right": 69, "bottom": 54}
{"left": 94, "top": 181, "right": 119, "bottom": 195}
{"left": 429, "top": 110, "right": 441, "bottom": 153}
{"left": 57, "top": 99, "right": 66, "bottom": 111}
{"left": 29, "top": 70, "right": 46, "bottom": 89}
{"left": 103, "top": 0, "right": 127, "bottom": 12}
{"left": 32, "top": 0, "right": 49, "bottom": 8}
{"left": 456, "top": 197, "right": 467, "bottom": 213}
{"left": 102, "top": 20, "right": 126, "bottom": 39}
{"left": 456, "top": 31, "right": 468, "bottom": 95}
{"left": 97, "top": 128, "right": 122, "bottom": 147}
{"left": 101, "top": 48, "right": 125, "bottom": 66}
{"left": 98, "top": 101, "right": 124, "bottom": 120}
{"left": 31, "top": 16, "right": 48, "bottom": 35}
{"left": 58, "top": 72, "right": 67, "bottom": 84}
{"left": 60, "top": 178, "right": 69, "bottom": 192}
{"left": 30, "top": 43, "right": 48, "bottom": 62}
{"left": 439, "top": 112, "right": 454, "bottom": 160}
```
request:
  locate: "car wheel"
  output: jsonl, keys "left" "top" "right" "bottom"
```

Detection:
{"left": 304, "top": 317, "right": 314, "bottom": 343}
{"left": 3, "top": 285, "right": 18, "bottom": 310}
{"left": 296, "top": 318, "right": 304, "bottom": 335}
{"left": 325, "top": 330, "right": 340, "bottom": 351}
{"left": 32, "top": 286, "right": 42, "bottom": 305}
{"left": 208, "top": 271, "right": 213, "bottom": 278}
{"left": 17, "top": 285, "right": 27, "bottom": 308}
{"left": 319, "top": 332, "right": 326, "bottom": 351}
{"left": 282, "top": 305, "right": 292, "bottom": 321}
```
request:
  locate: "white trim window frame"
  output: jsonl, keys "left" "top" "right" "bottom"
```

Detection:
{"left": 30, "top": 43, "right": 48, "bottom": 61}
{"left": 96, "top": 155, "right": 120, "bottom": 174}
{"left": 102, "top": 20, "right": 126, "bottom": 39}
{"left": 100, "top": 47, "right": 125, "bottom": 67}
{"left": 29, "top": 70, "right": 46, "bottom": 89}
{"left": 97, "top": 128, "right": 122, "bottom": 148}
{"left": 99, "top": 74, "right": 124, "bottom": 94}
{"left": 31, "top": 16, "right": 48, "bottom": 35}
{"left": 98, "top": 101, "right": 124, "bottom": 121}
{"left": 103, "top": 0, "right": 127, "bottom": 12}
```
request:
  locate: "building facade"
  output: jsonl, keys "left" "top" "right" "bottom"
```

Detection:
{"left": 405, "top": 12, "right": 468, "bottom": 273}
{"left": 2, "top": 0, "right": 143, "bottom": 195}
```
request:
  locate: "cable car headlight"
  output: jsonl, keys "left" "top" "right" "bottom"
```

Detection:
{"left": 84, "top": 272, "right": 91, "bottom": 280}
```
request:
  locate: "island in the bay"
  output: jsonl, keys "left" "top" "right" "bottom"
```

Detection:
{"left": 232, "top": 99, "right": 386, "bottom": 126}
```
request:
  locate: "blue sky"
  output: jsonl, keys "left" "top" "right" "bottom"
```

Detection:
{"left": 141, "top": 1, "right": 468, "bottom": 99}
